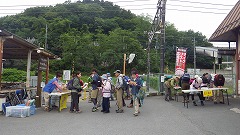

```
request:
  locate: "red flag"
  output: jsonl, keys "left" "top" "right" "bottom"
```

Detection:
{"left": 175, "top": 48, "right": 187, "bottom": 76}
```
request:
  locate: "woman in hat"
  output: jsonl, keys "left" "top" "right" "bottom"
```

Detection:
{"left": 101, "top": 75, "right": 111, "bottom": 113}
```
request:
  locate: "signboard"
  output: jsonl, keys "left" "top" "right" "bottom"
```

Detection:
{"left": 203, "top": 90, "right": 213, "bottom": 97}
{"left": 59, "top": 94, "right": 68, "bottom": 111}
{"left": 175, "top": 48, "right": 187, "bottom": 76}
{"left": 38, "top": 57, "right": 48, "bottom": 71}
{"left": 63, "top": 70, "right": 71, "bottom": 80}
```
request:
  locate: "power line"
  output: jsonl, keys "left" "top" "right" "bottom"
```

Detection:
{"left": 168, "top": 0, "right": 235, "bottom": 7}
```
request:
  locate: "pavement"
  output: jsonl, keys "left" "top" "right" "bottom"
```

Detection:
{"left": 1, "top": 95, "right": 240, "bottom": 135}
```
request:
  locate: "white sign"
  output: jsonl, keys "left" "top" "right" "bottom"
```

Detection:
{"left": 63, "top": 70, "right": 71, "bottom": 80}
{"left": 161, "top": 76, "right": 165, "bottom": 82}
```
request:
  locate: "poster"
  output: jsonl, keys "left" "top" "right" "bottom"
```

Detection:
{"left": 63, "top": 70, "right": 71, "bottom": 80}
{"left": 175, "top": 48, "right": 187, "bottom": 76}
{"left": 59, "top": 94, "right": 68, "bottom": 111}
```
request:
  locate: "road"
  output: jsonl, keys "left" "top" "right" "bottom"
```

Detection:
{"left": 1, "top": 96, "right": 240, "bottom": 135}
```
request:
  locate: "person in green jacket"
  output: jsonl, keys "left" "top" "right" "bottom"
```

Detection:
{"left": 70, "top": 71, "right": 83, "bottom": 113}
{"left": 164, "top": 76, "right": 180, "bottom": 101}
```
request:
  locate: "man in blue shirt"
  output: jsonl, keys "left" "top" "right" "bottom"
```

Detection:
{"left": 129, "top": 71, "right": 142, "bottom": 116}
{"left": 90, "top": 68, "right": 101, "bottom": 112}
{"left": 43, "top": 72, "right": 63, "bottom": 111}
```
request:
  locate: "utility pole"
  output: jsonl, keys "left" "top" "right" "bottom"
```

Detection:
{"left": 45, "top": 24, "right": 48, "bottom": 50}
{"left": 193, "top": 36, "right": 196, "bottom": 75}
{"left": 159, "top": 0, "right": 167, "bottom": 93}
{"left": 146, "top": 0, "right": 167, "bottom": 93}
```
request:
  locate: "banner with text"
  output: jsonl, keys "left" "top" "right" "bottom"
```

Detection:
{"left": 175, "top": 48, "right": 187, "bottom": 76}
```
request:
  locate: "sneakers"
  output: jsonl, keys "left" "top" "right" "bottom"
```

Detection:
{"left": 193, "top": 101, "right": 197, "bottom": 106}
{"left": 116, "top": 109, "right": 124, "bottom": 113}
{"left": 165, "top": 98, "right": 169, "bottom": 102}
{"left": 76, "top": 110, "right": 82, "bottom": 113}
{"left": 92, "top": 107, "right": 97, "bottom": 112}
{"left": 133, "top": 113, "right": 139, "bottom": 116}
{"left": 219, "top": 102, "right": 224, "bottom": 104}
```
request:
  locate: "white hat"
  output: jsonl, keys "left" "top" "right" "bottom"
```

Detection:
{"left": 194, "top": 75, "right": 199, "bottom": 79}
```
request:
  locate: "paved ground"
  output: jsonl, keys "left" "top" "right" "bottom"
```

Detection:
{"left": 1, "top": 95, "right": 240, "bottom": 135}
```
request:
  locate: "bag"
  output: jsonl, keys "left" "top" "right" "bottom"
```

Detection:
{"left": 137, "top": 88, "right": 145, "bottom": 105}
{"left": 121, "top": 76, "right": 128, "bottom": 90}
{"left": 66, "top": 78, "right": 75, "bottom": 90}
{"left": 182, "top": 73, "right": 190, "bottom": 82}
{"left": 202, "top": 76, "right": 209, "bottom": 84}
{"left": 96, "top": 75, "right": 102, "bottom": 87}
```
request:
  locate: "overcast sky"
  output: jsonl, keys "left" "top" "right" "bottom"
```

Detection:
{"left": 0, "top": 0, "right": 238, "bottom": 47}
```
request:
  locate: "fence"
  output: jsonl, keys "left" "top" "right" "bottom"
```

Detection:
{"left": 146, "top": 73, "right": 236, "bottom": 95}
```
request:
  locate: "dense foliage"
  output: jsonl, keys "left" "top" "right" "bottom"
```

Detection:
{"left": 0, "top": 0, "right": 213, "bottom": 76}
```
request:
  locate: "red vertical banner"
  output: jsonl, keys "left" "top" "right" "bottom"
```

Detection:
{"left": 175, "top": 48, "right": 187, "bottom": 76}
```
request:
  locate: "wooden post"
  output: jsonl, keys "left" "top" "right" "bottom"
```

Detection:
{"left": 26, "top": 50, "right": 32, "bottom": 88}
{"left": 45, "top": 57, "right": 49, "bottom": 84}
{"left": 123, "top": 54, "right": 126, "bottom": 75}
{"left": 236, "top": 32, "right": 240, "bottom": 95}
{"left": 36, "top": 56, "right": 43, "bottom": 108}
{"left": 0, "top": 37, "right": 4, "bottom": 90}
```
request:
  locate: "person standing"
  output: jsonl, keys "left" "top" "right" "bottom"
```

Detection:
{"left": 101, "top": 75, "right": 111, "bottom": 113}
{"left": 213, "top": 74, "right": 225, "bottom": 104}
{"left": 164, "top": 76, "right": 180, "bottom": 101}
{"left": 70, "top": 72, "right": 83, "bottom": 113}
{"left": 180, "top": 72, "right": 191, "bottom": 103}
{"left": 90, "top": 69, "right": 101, "bottom": 112}
{"left": 129, "top": 71, "right": 142, "bottom": 116}
{"left": 43, "top": 72, "right": 63, "bottom": 111}
{"left": 114, "top": 70, "right": 124, "bottom": 113}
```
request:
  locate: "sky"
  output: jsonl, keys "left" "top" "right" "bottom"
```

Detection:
{"left": 0, "top": 0, "right": 238, "bottom": 47}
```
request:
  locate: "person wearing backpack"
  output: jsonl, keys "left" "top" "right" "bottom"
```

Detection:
{"left": 43, "top": 72, "right": 63, "bottom": 111}
{"left": 90, "top": 68, "right": 101, "bottom": 112}
{"left": 180, "top": 72, "right": 191, "bottom": 103}
{"left": 101, "top": 75, "right": 111, "bottom": 113}
{"left": 114, "top": 70, "right": 124, "bottom": 113}
{"left": 213, "top": 74, "right": 225, "bottom": 104}
{"left": 69, "top": 72, "right": 83, "bottom": 113}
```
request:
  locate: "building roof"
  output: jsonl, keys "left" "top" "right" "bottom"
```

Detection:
{"left": 0, "top": 29, "right": 58, "bottom": 59}
{"left": 209, "top": 1, "right": 240, "bottom": 42}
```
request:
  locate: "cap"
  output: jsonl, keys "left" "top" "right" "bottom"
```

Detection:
{"left": 101, "top": 75, "right": 107, "bottom": 80}
{"left": 114, "top": 70, "right": 121, "bottom": 74}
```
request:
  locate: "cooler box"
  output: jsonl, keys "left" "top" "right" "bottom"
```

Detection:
{"left": 17, "top": 104, "right": 36, "bottom": 115}
{"left": 6, "top": 106, "right": 30, "bottom": 118}
{"left": 0, "top": 94, "right": 6, "bottom": 111}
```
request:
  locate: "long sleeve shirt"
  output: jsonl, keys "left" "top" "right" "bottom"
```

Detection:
{"left": 129, "top": 78, "right": 142, "bottom": 95}
{"left": 102, "top": 80, "right": 111, "bottom": 98}
{"left": 115, "top": 75, "right": 123, "bottom": 89}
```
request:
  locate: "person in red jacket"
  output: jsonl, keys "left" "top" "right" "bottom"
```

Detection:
{"left": 213, "top": 74, "right": 225, "bottom": 104}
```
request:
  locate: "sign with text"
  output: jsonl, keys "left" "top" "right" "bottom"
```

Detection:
{"left": 175, "top": 48, "right": 187, "bottom": 76}
{"left": 203, "top": 90, "right": 213, "bottom": 97}
{"left": 38, "top": 57, "right": 48, "bottom": 71}
{"left": 63, "top": 70, "right": 71, "bottom": 80}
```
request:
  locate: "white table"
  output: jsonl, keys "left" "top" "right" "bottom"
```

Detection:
{"left": 182, "top": 87, "right": 229, "bottom": 108}
{"left": 49, "top": 92, "right": 70, "bottom": 112}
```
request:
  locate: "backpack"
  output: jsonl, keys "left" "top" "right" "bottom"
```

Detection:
{"left": 117, "top": 76, "right": 128, "bottom": 90}
{"left": 96, "top": 75, "right": 102, "bottom": 87}
{"left": 182, "top": 73, "right": 190, "bottom": 82}
{"left": 122, "top": 76, "right": 128, "bottom": 90}
{"left": 202, "top": 76, "right": 209, "bottom": 84}
{"left": 66, "top": 78, "right": 75, "bottom": 90}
